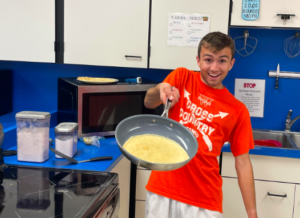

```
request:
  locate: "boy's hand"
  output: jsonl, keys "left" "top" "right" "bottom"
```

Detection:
{"left": 159, "top": 83, "right": 180, "bottom": 108}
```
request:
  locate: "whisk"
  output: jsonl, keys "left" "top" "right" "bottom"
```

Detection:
{"left": 284, "top": 32, "right": 300, "bottom": 58}
{"left": 234, "top": 30, "right": 258, "bottom": 57}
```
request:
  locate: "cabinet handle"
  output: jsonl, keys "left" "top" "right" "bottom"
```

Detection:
{"left": 267, "top": 192, "right": 287, "bottom": 198}
{"left": 125, "top": 55, "right": 142, "bottom": 59}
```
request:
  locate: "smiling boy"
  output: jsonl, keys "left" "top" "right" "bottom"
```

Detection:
{"left": 144, "top": 32, "right": 258, "bottom": 218}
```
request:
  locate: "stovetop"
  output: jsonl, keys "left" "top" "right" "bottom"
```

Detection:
{"left": 0, "top": 166, "right": 118, "bottom": 218}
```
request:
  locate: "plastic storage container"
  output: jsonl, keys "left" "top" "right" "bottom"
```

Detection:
{"left": 16, "top": 111, "right": 51, "bottom": 162}
{"left": 54, "top": 123, "right": 78, "bottom": 158}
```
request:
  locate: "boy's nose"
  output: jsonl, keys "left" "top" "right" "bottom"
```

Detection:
{"left": 210, "top": 61, "right": 219, "bottom": 71}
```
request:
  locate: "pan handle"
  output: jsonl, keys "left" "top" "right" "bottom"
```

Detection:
{"left": 161, "top": 99, "right": 172, "bottom": 118}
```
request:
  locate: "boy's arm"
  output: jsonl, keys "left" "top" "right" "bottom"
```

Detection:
{"left": 235, "top": 153, "right": 258, "bottom": 218}
{"left": 144, "top": 83, "right": 180, "bottom": 109}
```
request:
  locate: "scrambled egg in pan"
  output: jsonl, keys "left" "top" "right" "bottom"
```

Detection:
{"left": 123, "top": 134, "right": 189, "bottom": 164}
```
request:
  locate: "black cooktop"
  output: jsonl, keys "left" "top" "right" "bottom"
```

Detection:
{"left": 0, "top": 166, "right": 118, "bottom": 218}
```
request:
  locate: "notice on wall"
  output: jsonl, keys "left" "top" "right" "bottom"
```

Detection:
{"left": 242, "top": 0, "right": 260, "bottom": 21}
{"left": 167, "top": 13, "right": 210, "bottom": 47}
{"left": 234, "top": 79, "right": 265, "bottom": 117}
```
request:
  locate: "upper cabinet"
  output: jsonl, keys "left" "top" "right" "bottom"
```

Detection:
{"left": 0, "top": 0, "right": 55, "bottom": 63}
{"left": 64, "top": 0, "right": 149, "bottom": 68}
{"left": 231, "top": 0, "right": 300, "bottom": 28}
{"left": 149, "top": 0, "right": 231, "bottom": 71}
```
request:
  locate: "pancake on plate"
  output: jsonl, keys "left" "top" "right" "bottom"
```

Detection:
{"left": 77, "top": 77, "right": 116, "bottom": 82}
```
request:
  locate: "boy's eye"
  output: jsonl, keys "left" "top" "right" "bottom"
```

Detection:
{"left": 205, "top": 59, "right": 212, "bottom": 63}
{"left": 220, "top": 59, "right": 226, "bottom": 63}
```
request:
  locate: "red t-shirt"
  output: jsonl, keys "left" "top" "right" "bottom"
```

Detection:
{"left": 146, "top": 68, "right": 254, "bottom": 213}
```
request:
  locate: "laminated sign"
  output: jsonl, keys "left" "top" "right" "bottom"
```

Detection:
{"left": 242, "top": 0, "right": 260, "bottom": 21}
{"left": 234, "top": 79, "right": 265, "bottom": 118}
{"left": 167, "top": 13, "right": 210, "bottom": 47}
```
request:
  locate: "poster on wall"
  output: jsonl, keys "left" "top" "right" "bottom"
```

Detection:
{"left": 242, "top": 0, "right": 260, "bottom": 21}
{"left": 167, "top": 13, "right": 210, "bottom": 47}
{"left": 234, "top": 79, "right": 265, "bottom": 117}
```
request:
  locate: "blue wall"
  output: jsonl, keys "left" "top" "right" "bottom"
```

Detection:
{"left": 1, "top": 27, "right": 300, "bottom": 131}
{"left": 226, "top": 28, "right": 300, "bottom": 131}
{"left": 0, "top": 62, "right": 170, "bottom": 112}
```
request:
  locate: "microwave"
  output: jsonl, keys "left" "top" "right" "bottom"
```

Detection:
{"left": 57, "top": 77, "right": 162, "bottom": 137}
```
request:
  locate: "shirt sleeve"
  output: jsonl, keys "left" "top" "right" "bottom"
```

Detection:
{"left": 163, "top": 68, "right": 186, "bottom": 91}
{"left": 229, "top": 105, "right": 255, "bottom": 157}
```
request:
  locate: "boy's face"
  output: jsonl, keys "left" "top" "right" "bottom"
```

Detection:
{"left": 196, "top": 46, "right": 235, "bottom": 89}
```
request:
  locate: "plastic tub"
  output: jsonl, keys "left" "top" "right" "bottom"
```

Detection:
{"left": 16, "top": 111, "right": 51, "bottom": 162}
{"left": 54, "top": 122, "right": 78, "bottom": 158}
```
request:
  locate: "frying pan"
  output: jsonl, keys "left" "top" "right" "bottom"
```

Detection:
{"left": 115, "top": 100, "right": 198, "bottom": 171}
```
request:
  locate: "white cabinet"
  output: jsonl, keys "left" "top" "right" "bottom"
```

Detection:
{"left": 64, "top": 0, "right": 149, "bottom": 68}
{"left": 0, "top": 0, "right": 55, "bottom": 62}
{"left": 136, "top": 169, "right": 151, "bottom": 200}
{"left": 111, "top": 156, "right": 131, "bottom": 218}
{"left": 134, "top": 168, "right": 151, "bottom": 218}
{"left": 135, "top": 201, "right": 146, "bottom": 218}
{"left": 222, "top": 152, "right": 300, "bottom": 218}
{"left": 222, "top": 152, "right": 300, "bottom": 183}
{"left": 150, "top": 0, "right": 231, "bottom": 71}
{"left": 294, "top": 185, "right": 300, "bottom": 217}
{"left": 223, "top": 177, "right": 248, "bottom": 218}
{"left": 231, "top": 0, "right": 300, "bottom": 28}
{"left": 223, "top": 177, "right": 295, "bottom": 218}
{"left": 255, "top": 180, "right": 294, "bottom": 218}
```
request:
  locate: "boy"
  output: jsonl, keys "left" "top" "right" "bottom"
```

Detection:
{"left": 144, "top": 32, "right": 257, "bottom": 218}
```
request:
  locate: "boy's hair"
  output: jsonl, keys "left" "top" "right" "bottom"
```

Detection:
{"left": 198, "top": 32, "right": 235, "bottom": 60}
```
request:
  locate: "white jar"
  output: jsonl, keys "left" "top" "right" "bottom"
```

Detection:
{"left": 16, "top": 111, "right": 51, "bottom": 162}
{"left": 54, "top": 123, "right": 78, "bottom": 158}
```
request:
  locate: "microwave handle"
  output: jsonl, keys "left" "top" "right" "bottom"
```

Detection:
{"left": 60, "top": 88, "right": 74, "bottom": 114}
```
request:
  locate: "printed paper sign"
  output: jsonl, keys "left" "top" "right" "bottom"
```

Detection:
{"left": 234, "top": 79, "right": 265, "bottom": 117}
{"left": 242, "top": 0, "right": 260, "bottom": 21}
{"left": 167, "top": 13, "right": 210, "bottom": 47}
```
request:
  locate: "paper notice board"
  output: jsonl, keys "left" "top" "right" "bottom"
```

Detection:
{"left": 234, "top": 79, "right": 265, "bottom": 117}
{"left": 167, "top": 13, "right": 210, "bottom": 47}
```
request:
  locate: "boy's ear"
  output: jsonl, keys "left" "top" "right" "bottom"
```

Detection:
{"left": 196, "top": 55, "right": 201, "bottom": 68}
{"left": 229, "top": 58, "right": 235, "bottom": 71}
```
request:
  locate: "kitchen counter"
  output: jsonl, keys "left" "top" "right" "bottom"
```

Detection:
{"left": 4, "top": 127, "right": 123, "bottom": 172}
{"left": 222, "top": 143, "right": 300, "bottom": 159}
{"left": 2, "top": 111, "right": 300, "bottom": 170}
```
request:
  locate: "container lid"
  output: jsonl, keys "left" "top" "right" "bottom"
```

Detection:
{"left": 15, "top": 111, "right": 51, "bottom": 119}
{"left": 55, "top": 123, "right": 78, "bottom": 133}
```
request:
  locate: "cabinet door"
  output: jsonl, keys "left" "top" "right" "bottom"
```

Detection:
{"left": 293, "top": 185, "right": 300, "bottom": 217}
{"left": 223, "top": 177, "right": 295, "bottom": 218}
{"left": 136, "top": 169, "right": 151, "bottom": 201}
{"left": 64, "top": 0, "right": 149, "bottom": 68}
{"left": 111, "top": 157, "right": 131, "bottom": 218}
{"left": 222, "top": 152, "right": 300, "bottom": 183}
{"left": 255, "top": 180, "right": 294, "bottom": 218}
{"left": 0, "top": 0, "right": 55, "bottom": 62}
{"left": 135, "top": 201, "right": 146, "bottom": 218}
{"left": 150, "top": 0, "right": 230, "bottom": 71}
{"left": 231, "top": 0, "right": 300, "bottom": 28}
{"left": 223, "top": 177, "right": 248, "bottom": 218}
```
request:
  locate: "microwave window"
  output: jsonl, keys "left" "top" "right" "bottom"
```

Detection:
{"left": 82, "top": 92, "right": 152, "bottom": 134}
